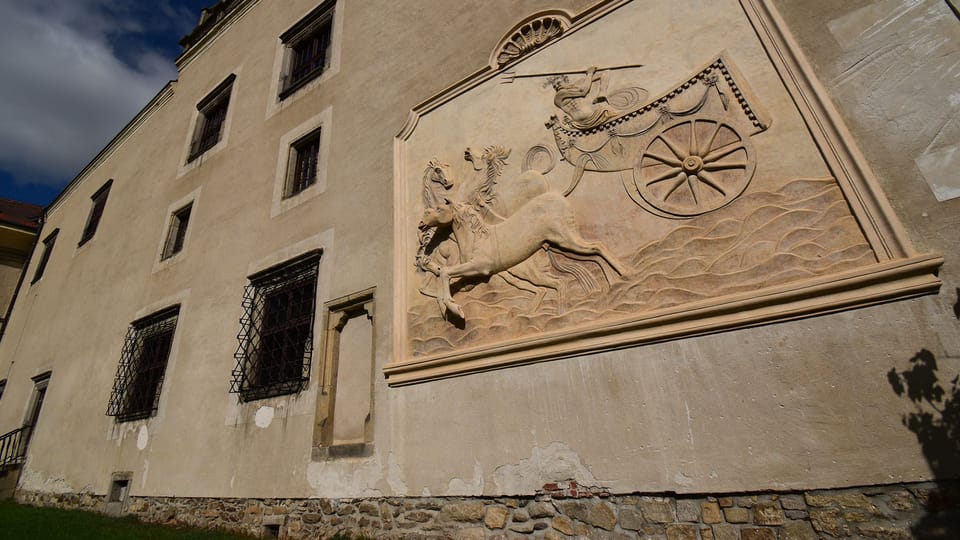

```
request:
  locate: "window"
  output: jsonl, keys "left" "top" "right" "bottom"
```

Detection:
{"left": 285, "top": 128, "right": 321, "bottom": 198}
{"left": 0, "top": 379, "right": 6, "bottom": 401}
{"left": 31, "top": 229, "right": 59, "bottom": 283}
{"left": 187, "top": 74, "right": 235, "bottom": 162}
{"left": 78, "top": 180, "right": 112, "bottom": 246}
{"left": 279, "top": 2, "right": 334, "bottom": 99}
{"left": 231, "top": 250, "right": 321, "bottom": 401}
{"left": 106, "top": 306, "right": 180, "bottom": 422}
{"left": 161, "top": 203, "right": 193, "bottom": 260}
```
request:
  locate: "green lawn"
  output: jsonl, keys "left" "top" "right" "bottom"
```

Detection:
{"left": 0, "top": 501, "right": 255, "bottom": 540}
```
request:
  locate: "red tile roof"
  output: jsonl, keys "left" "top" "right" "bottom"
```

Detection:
{"left": 0, "top": 198, "right": 42, "bottom": 231}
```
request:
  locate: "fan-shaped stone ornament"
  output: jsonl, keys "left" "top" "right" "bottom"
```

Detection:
{"left": 491, "top": 13, "right": 570, "bottom": 68}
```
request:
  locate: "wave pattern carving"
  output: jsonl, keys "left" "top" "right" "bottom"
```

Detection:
{"left": 409, "top": 177, "right": 875, "bottom": 357}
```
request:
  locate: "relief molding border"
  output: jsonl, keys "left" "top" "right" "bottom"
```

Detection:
{"left": 388, "top": 0, "right": 943, "bottom": 386}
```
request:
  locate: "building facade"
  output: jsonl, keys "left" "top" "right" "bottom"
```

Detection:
{"left": 0, "top": 0, "right": 958, "bottom": 538}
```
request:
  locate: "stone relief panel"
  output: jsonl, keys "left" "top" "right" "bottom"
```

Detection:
{"left": 390, "top": 0, "right": 942, "bottom": 384}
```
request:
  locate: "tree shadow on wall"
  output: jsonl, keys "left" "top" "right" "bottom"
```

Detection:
{"left": 887, "top": 348, "right": 960, "bottom": 538}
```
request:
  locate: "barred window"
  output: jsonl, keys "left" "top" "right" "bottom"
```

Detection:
{"left": 79, "top": 179, "right": 112, "bottom": 246}
{"left": 279, "top": 2, "right": 334, "bottom": 99}
{"left": 231, "top": 250, "right": 321, "bottom": 401}
{"left": 107, "top": 306, "right": 179, "bottom": 422}
{"left": 188, "top": 74, "right": 235, "bottom": 162}
{"left": 285, "top": 128, "right": 321, "bottom": 198}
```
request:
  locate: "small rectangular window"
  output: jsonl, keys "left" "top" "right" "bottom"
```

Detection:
{"left": 161, "top": 204, "right": 193, "bottom": 260}
{"left": 188, "top": 75, "right": 235, "bottom": 162}
{"left": 79, "top": 180, "right": 113, "bottom": 246}
{"left": 279, "top": 2, "right": 334, "bottom": 99}
{"left": 0, "top": 379, "right": 6, "bottom": 401}
{"left": 31, "top": 229, "right": 59, "bottom": 283}
{"left": 106, "top": 307, "right": 180, "bottom": 422}
{"left": 285, "top": 128, "right": 321, "bottom": 198}
{"left": 231, "top": 250, "right": 321, "bottom": 401}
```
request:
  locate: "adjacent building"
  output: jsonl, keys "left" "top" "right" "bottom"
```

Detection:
{"left": 1, "top": 0, "right": 958, "bottom": 538}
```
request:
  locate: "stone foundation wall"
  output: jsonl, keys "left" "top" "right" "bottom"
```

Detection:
{"left": 14, "top": 481, "right": 960, "bottom": 539}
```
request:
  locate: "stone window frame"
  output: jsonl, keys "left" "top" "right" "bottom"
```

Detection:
{"left": 271, "top": 107, "right": 332, "bottom": 218}
{"left": 30, "top": 228, "right": 59, "bottom": 285}
{"left": 77, "top": 179, "right": 113, "bottom": 247}
{"left": 153, "top": 188, "right": 200, "bottom": 273}
{"left": 312, "top": 288, "right": 376, "bottom": 460}
{"left": 278, "top": 0, "right": 336, "bottom": 101}
{"left": 186, "top": 74, "right": 236, "bottom": 164}
{"left": 106, "top": 306, "right": 180, "bottom": 423}
{"left": 231, "top": 250, "right": 323, "bottom": 402}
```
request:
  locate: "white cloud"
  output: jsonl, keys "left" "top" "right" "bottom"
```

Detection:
{"left": 0, "top": 1, "right": 179, "bottom": 186}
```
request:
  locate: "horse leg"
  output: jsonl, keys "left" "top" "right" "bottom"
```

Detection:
{"left": 549, "top": 231, "right": 629, "bottom": 280}
{"left": 436, "top": 260, "right": 491, "bottom": 320}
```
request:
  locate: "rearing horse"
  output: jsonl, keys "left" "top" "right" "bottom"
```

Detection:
{"left": 419, "top": 179, "right": 627, "bottom": 320}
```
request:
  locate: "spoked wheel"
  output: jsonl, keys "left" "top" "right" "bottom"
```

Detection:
{"left": 634, "top": 116, "right": 755, "bottom": 217}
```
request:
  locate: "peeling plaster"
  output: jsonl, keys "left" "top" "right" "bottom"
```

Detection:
{"left": 18, "top": 467, "right": 75, "bottom": 494}
{"left": 446, "top": 460, "right": 484, "bottom": 496}
{"left": 421, "top": 487, "right": 431, "bottom": 497}
{"left": 386, "top": 452, "right": 409, "bottom": 495}
{"left": 141, "top": 459, "right": 149, "bottom": 489}
{"left": 492, "top": 442, "right": 601, "bottom": 495}
{"left": 306, "top": 452, "right": 383, "bottom": 498}
{"left": 674, "top": 471, "right": 694, "bottom": 486}
{"left": 254, "top": 406, "right": 274, "bottom": 428}
{"left": 136, "top": 426, "right": 149, "bottom": 450}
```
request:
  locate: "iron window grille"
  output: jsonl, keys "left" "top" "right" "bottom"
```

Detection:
{"left": 231, "top": 250, "right": 321, "bottom": 401}
{"left": 188, "top": 74, "right": 235, "bottom": 162}
{"left": 31, "top": 229, "right": 59, "bottom": 284}
{"left": 106, "top": 306, "right": 180, "bottom": 422}
{"left": 161, "top": 203, "right": 193, "bottom": 260}
{"left": 78, "top": 179, "right": 112, "bottom": 246}
{"left": 285, "top": 128, "right": 321, "bottom": 198}
{"left": 279, "top": 2, "right": 334, "bottom": 99}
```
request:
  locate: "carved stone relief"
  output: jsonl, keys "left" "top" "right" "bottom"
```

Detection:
{"left": 390, "top": 0, "right": 942, "bottom": 384}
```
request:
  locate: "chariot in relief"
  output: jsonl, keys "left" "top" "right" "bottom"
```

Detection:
{"left": 416, "top": 53, "right": 771, "bottom": 321}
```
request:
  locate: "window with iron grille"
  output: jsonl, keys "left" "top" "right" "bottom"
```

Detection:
{"left": 106, "top": 306, "right": 179, "bottom": 422}
{"left": 188, "top": 74, "right": 235, "bottom": 162}
{"left": 279, "top": 2, "right": 334, "bottom": 99}
{"left": 161, "top": 203, "right": 193, "bottom": 260}
{"left": 31, "top": 229, "right": 59, "bottom": 284}
{"left": 79, "top": 180, "right": 112, "bottom": 246}
{"left": 285, "top": 128, "right": 321, "bottom": 198}
{"left": 231, "top": 250, "right": 321, "bottom": 401}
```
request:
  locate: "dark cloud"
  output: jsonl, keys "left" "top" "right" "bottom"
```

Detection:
{"left": 0, "top": 0, "right": 196, "bottom": 188}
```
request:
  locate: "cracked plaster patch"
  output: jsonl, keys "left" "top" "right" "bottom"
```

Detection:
{"left": 492, "top": 442, "right": 602, "bottom": 495}
{"left": 447, "top": 460, "right": 484, "bottom": 496}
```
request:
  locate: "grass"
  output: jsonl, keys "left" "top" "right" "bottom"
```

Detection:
{"left": 0, "top": 501, "right": 255, "bottom": 540}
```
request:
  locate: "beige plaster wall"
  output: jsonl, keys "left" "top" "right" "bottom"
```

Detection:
{"left": 0, "top": 0, "right": 956, "bottom": 502}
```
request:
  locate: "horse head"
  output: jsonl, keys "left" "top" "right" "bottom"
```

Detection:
{"left": 424, "top": 159, "right": 453, "bottom": 189}
{"left": 419, "top": 199, "right": 456, "bottom": 229}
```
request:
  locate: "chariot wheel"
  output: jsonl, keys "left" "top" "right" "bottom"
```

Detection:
{"left": 634, "top": 116, "right": 755, "bottom": 217}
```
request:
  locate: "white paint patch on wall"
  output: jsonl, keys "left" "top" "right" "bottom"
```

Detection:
{"left": 492, "top": 442, "right": 601, "bottom": 495}
{"left": 254, "top": 406, "right": 274, "bottom": 428}
{"left": 306, "top": 452, "right": 383, "bottom": 498}
{"left": 446, "top": 460, "right": 484, "bottom": 496}
{"left": 18, "top": 467, "right": 74, "bottom": 494}
{"left": 141, "top": 459, "right": 149, "bottom": 489}
{"left": 136, "top": 425, "right": 149, "bottom": 450}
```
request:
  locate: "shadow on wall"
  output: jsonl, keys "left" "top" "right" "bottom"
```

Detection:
{"left": 888, "top": 348, "right": 960, "bottom": 538}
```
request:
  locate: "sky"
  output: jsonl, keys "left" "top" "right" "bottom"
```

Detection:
{"left": 0, "top": 0, "right": 215, "bottom": 207}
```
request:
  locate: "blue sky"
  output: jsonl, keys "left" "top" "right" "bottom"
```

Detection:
{"left": 0, "top": 0, "right": 214, "bottom": 207}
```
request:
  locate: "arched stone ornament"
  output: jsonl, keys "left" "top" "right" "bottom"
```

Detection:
{"left": 388, "top": 0, "right": 943, "bottom": 385}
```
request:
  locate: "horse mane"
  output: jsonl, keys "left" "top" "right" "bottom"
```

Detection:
{"left": 451, "top": 201, "right": 488, "bottom": 235}
{"left": 422, "top": 158, "right": 449, "bottom": 208}
{"left": 474, "top": 145, "right": 511, "bottom": 207}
